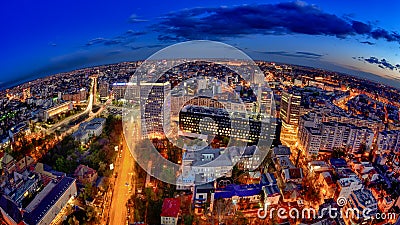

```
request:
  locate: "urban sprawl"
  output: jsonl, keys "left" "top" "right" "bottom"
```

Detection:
{"left": 0, "top": 60, "right": 400, "bottom": 225}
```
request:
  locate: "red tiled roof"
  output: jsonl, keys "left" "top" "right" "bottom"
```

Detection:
{"left": 74, "top": 164, "right": 96, "bottom": 177}
{"left": 160, "top": 198, "right": 180, "bottom": 218}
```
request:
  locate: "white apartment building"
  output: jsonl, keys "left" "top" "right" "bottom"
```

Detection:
{"left": 337, "top": 176, "right": 363, "bottom": 199}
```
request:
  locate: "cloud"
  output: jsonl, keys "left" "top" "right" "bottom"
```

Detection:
{"left": 360, "top": 56, "right": 400, "bottom": 72}
{"left": 85, "top": 30, "right": 146, "bottom": 47}
{"left": 351, "top": 20, "right": 371, "bottom": 34}
{"left": 129, "top": 14, "right": 148, "bottom": 23}
{"left": 86, "top": 38, "right": 107, "bottom": 46}
{"left": 155, "top": 1, "right": 400, "bottom": 45}
{"left": 371, "top": 29, "right": 400, "bottom": 42}
{"left": 258, "top": 50, "right": 323, "bottom": 59}
{"left": 103, "top": 39, "right": 123, "bottom": 46}
{"left": 360, "top": 41, "right": 375, "bottom": 45}
{"left": 295, "top": 51, "right": 323, "bottom": 57}
{"left": 157, "top": 35, "right": 183, "bottom": 42}
{"left": 130, "top": 44, "right": 166, "bottom": 50}
{"left": 125, "top": 30, "right": 147, "bottom": 36}
{"left": 364, "top": 56, "right": 380, "bottom": 64}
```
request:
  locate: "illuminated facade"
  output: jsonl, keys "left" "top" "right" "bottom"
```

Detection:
{"left": 98, "top": 80, "right": 109, "bottom": 98}
{"left": 179, "top": 105, "right": 274, "bottom": 143}
{"left": 280, "top": 90, "right": 301, "bottom": 146}
{"left": 140, "top": 82, "right": 171, "bottom": 138}
{"left": 39, "top": 102, "right": 73, "bottom": 121}
{"left": 62, "top": 88, "right": 87, "bottom": 103}
{"left": 112, "top": 82, "right": 140, "bottom": 100}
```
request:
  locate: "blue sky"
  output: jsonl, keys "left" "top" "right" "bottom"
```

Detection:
{"left": 1, "top": 0, "right": 400, "bottom": 88}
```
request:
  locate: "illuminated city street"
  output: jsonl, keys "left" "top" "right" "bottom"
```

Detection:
{"left": 108, "top": 136, "right": 135, "bottom": 225}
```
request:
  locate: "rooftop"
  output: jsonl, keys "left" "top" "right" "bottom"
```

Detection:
{"left": 214, "top": 183, "right": 262, "bottom": 199}
{"left": 24, "top": 177, "right": 76, "bottom": 225}
{"left": 160, "top": 198, "right": 180, "bottom": 218}
{"left": 0, "top": 194, "right": 22, "bottom": 224}
{"left": 352, "top": 189, "right": 377, "bottom": 207}
{"left": 329, "top": 158, "right": 348, "bottom": 168}
{"left": 272, "top": 145, "right": 291, "bottom": 156}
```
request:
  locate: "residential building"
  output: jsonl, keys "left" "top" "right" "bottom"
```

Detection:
{"left": 342, "top": 189, "right": 377, "bottom": 225}
{"left": 271, "top": 145, "right": 291, "bottom": 158}
{"left": 282, "top": 167, "right": 304, "bottom": 183}
{"left": 62, "top": 88, "right": 87, "bottom": 103}
{"left": 212, "top": 183, "right": 262, "bottom": 210}
{"left": 319, "top": 172, "right": 336, "bottom": 199}
{"left": 261, "top": 173, "right": 281, "bottom": 205}
{"left": 299, "top": 126, "right": 322, "bottom": 156}
{"left": 337, "top": 177, "right": 363, "bottom": 199}
{"left": 23, "top": 177, "right": 77, "bottom": 225}
{"left": 0, "top": 195, "right": 23, "bottom": 225}
{"left": 308, "top": 161, "right": 331, "bottom": 173}
{"left": 177, "top": 147, "right": 232, "bottom": 188}
{"left": 98, "top": 80, "right": 109, "bottom": 98}
{"left": 160, "top": 198, "right": 180, "bottom": 225}
{"left": 74, "top": 164, "right": 98, "bottom": 184}
{"left": 377, "top": 130, "right": 400, "bottom": 154}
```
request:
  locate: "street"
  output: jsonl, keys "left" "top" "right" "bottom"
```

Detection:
{"left": 46, "top": 77, "right": 95, "bottom": 134}
{"left": 108, "top": 136, "right": 135, "bottom": 225}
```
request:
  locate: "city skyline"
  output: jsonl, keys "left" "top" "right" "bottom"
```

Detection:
{"left": 1, "top": 0, "right": 400, "bottom": 89}
{"left": 2, "top": 1, "right": 400, "bottom": 224}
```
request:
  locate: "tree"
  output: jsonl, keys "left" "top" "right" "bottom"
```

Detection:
{"left": 332, "top": 147, "right": 346, "bottom": 158}
{"left": 80, "top": 183, "right": 94, "bottom": 202}
{"left": 84, "top": 205, "right": 97, "bottom": 223}
{"left": 67, "top": 216, "right": 79, "bottom": 225}
{"left": 232, "top": 165, "right": 244, "bottom": 181}
{"left": 55, "top": 157, "right": 68, "bottom": 173}
{"left": 183, "top": 214, "right": 194, "bottom": 225}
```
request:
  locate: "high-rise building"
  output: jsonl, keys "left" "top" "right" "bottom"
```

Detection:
{"left": 99, "top": 80, "right": 109, "bottom": 98}
{"left": 112, "top": 83, "right": 127, "bottom": 100}
{"left": 377, "top": 130, "right": 400, "bottom": 154}
{"left": 320, "top": 122, "right": 350, "bottom": 151}
{"left": 111, "top": 82, "right": 140, "bottom": 101}
{"left": 347, "top": 126, "right": 374, "bottom": 152}
{"left": 280, "top": 90, "right": 302, "bottom": 146}
{"left": 280, "top": 90, "right": 301, "bottom": 125}
{"left": 139, "top": 82, "right": 171, "bottom": 138}
{"left": 259, "top": 86, "right": 274, "bottom": 116}
{"left": 299, "top": 118, "right": 374, "bottom": 156}
{"left": 112, "top": 81, "right": 171, "bottom": 138}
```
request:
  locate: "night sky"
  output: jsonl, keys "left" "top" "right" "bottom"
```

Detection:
{"left": 1, "top": 0, "right": 400, "bottom": 88}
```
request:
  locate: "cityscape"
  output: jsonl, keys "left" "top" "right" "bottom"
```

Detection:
{"left": 1, "top": 1, "right": 400, "bottom": 225}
